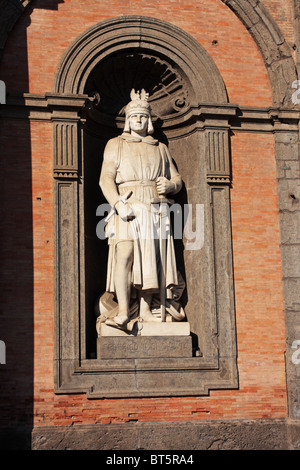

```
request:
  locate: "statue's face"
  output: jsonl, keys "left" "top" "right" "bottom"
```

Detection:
{"left": 129, "top": 112, "right": 149, "bottom": 135}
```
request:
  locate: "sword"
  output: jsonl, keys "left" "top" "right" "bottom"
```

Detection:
{"left": 151, "top": 196, "right": 174, "bottom": 322}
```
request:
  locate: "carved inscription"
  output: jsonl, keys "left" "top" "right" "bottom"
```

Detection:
{"left": 98, "top": 336, "right": 193, "bottom": 359}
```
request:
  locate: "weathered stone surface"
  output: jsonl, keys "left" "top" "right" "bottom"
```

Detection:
{"left": 281, "top": 245, "right": 300, "bottom": 279}
{"left": 30, "top": 419, "right": 294, "bottom": 450}
{"left": 32, "top": 424, "right": 139, "bottom": 451}
{"left": 275, "top": 142, "right": 299, "bottom": 161}
{"left": 279, "top": 211, "right": 300, "bottom": 245}
{"left": 275, "top": 124, "right": 300, "bottom": 427}
{"left": 97, "top": 336, "right": 193, "bottom": 359}
{"left": 282, "top": 278, "right": 300, "bottom": 313}
{"left": 138, "top": 419, "right": 289, "bottom": 450}
{"left": 0, "top": 419, "right": 299, "bottom": 450}
{"left": 276, "top": 179, "right": 300, "bottom": 212}
{"left": 289, "top": 420, "right": 300, "bottom": 450}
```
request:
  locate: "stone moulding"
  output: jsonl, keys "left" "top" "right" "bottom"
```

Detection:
{"left": 1, "top": 94, "right": 299, "bottom": 133}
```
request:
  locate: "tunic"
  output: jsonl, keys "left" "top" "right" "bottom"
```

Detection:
{"left": 103, "top": 132, "right": 181, "bottom": 297}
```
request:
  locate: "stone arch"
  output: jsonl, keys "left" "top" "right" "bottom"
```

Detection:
{"left": 51, "top": 3, "right": 298, "bottom": 108}
{"left": 221, "top": 0, "right": 298, "bottom": 107}
{"left": 53, "top": 16, "right": 228, "bottom": 105}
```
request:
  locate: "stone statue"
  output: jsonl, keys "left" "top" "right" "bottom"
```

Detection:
{"left": 97, "top": 89, "right": 185, "bottom": 332}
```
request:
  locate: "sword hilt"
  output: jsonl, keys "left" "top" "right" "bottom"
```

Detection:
{"left": 151, "top": 196, "right": 174, "bottom": 205}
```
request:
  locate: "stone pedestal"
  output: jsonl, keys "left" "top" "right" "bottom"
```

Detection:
{"left": 97, "top": 321, "right": 193, "bottom": 359}
{"left": 98, "top": 321, "right": 191, "bottom": 337}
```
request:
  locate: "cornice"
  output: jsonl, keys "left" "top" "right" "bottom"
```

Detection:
{"left": 1, "top": 93, "right": 299, "bottom": 137}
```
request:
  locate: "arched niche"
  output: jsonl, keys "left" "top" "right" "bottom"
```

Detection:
{"left": 53, "top": 16, "right": 228, "bottom": 102}
{"left": 52, "top": 16, "right": 238, "bottom": 398}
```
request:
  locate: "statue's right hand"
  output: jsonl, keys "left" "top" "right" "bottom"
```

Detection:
{"left": 115, "top": 200, "right": 135, "bottom": 221}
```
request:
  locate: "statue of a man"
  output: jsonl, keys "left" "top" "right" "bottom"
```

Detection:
{"left": 99, "top": 89, "right": 185, "bottom": 330}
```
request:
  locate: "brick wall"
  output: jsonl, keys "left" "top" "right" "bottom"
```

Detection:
{"left": 0, "top": 0, "right": 292, "bottom": 429}
{"left": 2, "top": 0, "right": 273, "bottom": 105}
{"left": 0, "top": 119, "right": 34, "bottom": 427}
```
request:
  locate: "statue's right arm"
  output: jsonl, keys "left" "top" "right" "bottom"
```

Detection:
{"left": 99, "top": 140, "right": 120, "bottom": 208}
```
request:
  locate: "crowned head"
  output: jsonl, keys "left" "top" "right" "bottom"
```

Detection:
{"left": 124, "top": 89, "right": 154, "bottom": 135}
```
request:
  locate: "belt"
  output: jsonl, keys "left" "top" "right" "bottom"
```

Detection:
{"left": 118, "top": 180, "right": 157, "bottom": 188}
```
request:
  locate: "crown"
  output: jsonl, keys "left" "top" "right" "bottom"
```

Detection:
{"left": 125, "top": 88, "right": 152, "bottom": 116}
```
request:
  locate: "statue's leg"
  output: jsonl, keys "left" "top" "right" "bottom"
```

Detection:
{"left": 139, "top": 291, "right": 161, "bottom": 322}
{"left": 113, "top": 240, "right": 134, "bottom": 326}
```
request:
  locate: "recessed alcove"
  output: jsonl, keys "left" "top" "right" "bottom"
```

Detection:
{"left": 52, "top": 16, "right": 238, "bottom": 397}
{"left": 82, "top": 48, "right": 195, "bottom": 360}
{"left": 84, "top": 50, "right": 192, "bottom": 119}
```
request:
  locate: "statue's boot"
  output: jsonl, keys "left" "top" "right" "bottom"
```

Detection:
{"left": 105, "top": 313, "right": 130, "bottom": 330}
{"left": 139, "top": 310, "right": 161, "bottom": 322}
{"left": 114, "top": 314, "right": 130, "bottom": 327}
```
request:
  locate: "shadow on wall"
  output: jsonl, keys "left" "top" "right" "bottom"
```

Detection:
{"left": 0, "top": 0, "right": 64, "bottom": 451}
{"left": 28, "top": 0, "right": 64, "bottom": 11}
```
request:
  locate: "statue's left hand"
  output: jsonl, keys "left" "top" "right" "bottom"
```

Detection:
{"left": 115, "top": 199, "right": 135, "bottom": 221}
{"left": 156, "top": 177, "right": 175, "bottom": 195}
